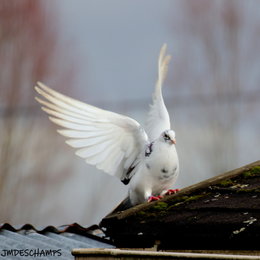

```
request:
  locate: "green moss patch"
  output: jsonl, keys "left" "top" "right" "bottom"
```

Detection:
{"left": 152, "top": 202, "right": 168, "bottom": 210}
{"left": 242, "top": 166, "right": 260, "bottom": 179}
{"left": 218, "top": 179, "right": 236, "bottom": 187}
{"left": 216, "top": 166, "right": 260, "bottom": 189}
{"left": 135, "top": 193, "right": 208, "bottom": 220}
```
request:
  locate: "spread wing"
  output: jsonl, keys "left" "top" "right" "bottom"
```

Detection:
{"left": 35, "top": 82, "right": 148, "bottom": 182}
{"left": 145, "top": 44, "right": 171, "bottom": 141}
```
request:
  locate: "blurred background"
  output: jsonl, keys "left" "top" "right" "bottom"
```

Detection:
{"left": 0, "top": 0, "right": 259, "bottom": 227}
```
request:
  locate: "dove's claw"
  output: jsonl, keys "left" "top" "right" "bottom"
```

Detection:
{"left": 165, "top": 189, "right": 180, "bottom": 195}
{"left": 148, "top": 195, "right": 163, "bottom": 202}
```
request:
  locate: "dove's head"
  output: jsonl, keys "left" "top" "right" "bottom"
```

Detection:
{"left": 160, "top": 130, "right": 176, "bottom": 145}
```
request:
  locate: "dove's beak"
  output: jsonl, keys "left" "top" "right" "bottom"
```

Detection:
{"left": 171, "top": 139, "right": 176, "bottom": 145}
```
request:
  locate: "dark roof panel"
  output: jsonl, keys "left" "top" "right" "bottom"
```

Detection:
{"left": 101, "top": 161, "right": 260, "bottom": 250}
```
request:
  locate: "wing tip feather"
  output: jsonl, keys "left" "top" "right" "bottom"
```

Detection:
{"left": 57, "top": 129, "right": 65, "bottom": 136}
{"left": 36, "top": 81, "right": 46, "bottom": 89}
{"left": 48, "top": 116, "right": 57, "bottom": 124}
{"left": 65, "top": 140, "right": 75, "bottom": 147}
{"left": 75, "top": 150, "right": 85, "bottom": 159}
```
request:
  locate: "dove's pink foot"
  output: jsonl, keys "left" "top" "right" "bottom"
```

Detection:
{"left": 148, "top": 195, "right": 162, "bottom": 202}
{"left": 165, "top": 189, "right": 180, "bottom": 195}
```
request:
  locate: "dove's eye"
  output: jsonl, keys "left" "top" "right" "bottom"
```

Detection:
{"left": 164, "top": 134, "right": 170, "bottom": 140}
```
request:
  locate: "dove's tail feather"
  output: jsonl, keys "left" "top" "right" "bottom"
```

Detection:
{"left": 145, "top": 44, "right": 171, "bottom": 141}
{"left": 106, "top": 196, "right": 133, "bottom": 216}
{"left": 156, "top": 43, "right": 171, "bottom": 96}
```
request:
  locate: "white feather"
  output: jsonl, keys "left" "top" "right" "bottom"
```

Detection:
{"left": 145, "top": 44, "right": 171, "bottom": 141}
{"left": 35, "top": 82, "right": 148, "bottom": 179}
{"left": 36, "top": 97, "right": 89, "bottom": 120}
{"left": 57, "top": 129, "right": 113, "bottom": 138}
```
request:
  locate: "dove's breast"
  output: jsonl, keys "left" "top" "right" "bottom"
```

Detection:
{"left": 145, "top": 142, "right": 179, "bottom": 195}
{"left": 128, "top": 141, "right": 179, "bottom": 205}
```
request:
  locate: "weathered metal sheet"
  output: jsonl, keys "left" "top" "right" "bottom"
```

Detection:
{"left": 0, "top": 223, "right": 114, "bottom": 260}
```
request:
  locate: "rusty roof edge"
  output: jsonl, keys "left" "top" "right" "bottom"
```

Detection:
{"left": 103, "top": 160, "right": 260, "bottom": 221}
{"left": 71, "top": 248, "right": 260, "bottom": 259}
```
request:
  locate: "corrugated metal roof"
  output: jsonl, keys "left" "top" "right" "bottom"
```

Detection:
{"left": 0, "top": 223, "right": 114, "bottom": 259}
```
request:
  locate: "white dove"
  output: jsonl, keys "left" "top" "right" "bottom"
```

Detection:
{"left": 35, "top": 44, "right": 179, "bottom": 209}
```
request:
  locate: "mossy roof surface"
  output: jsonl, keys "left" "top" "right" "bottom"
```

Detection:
{"left": 101, "top": 161, "right": 260, "bottom": 250}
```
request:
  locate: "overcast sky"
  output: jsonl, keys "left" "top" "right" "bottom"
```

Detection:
{"left": 55, "top": 0, "right": 177, "bottom": 104}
